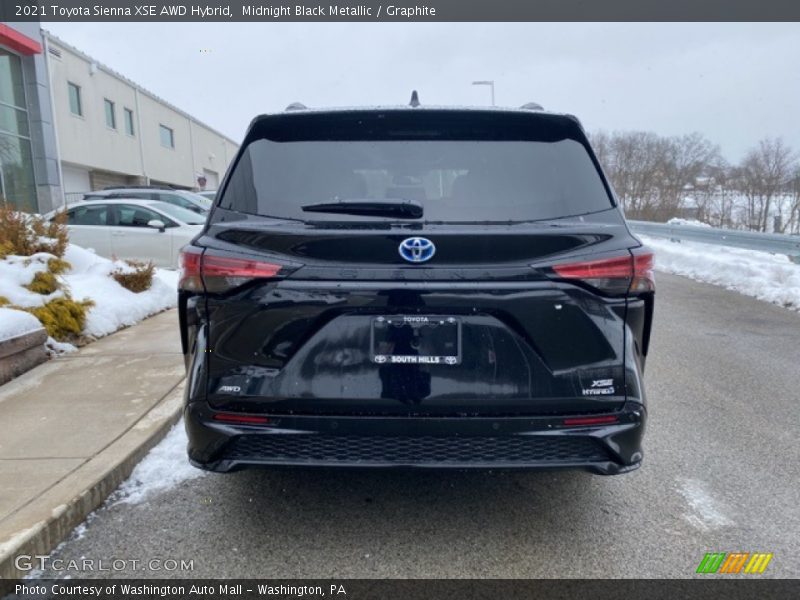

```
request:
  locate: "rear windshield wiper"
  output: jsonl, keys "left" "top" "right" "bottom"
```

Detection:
{"left": 301, "top": 198, "right": 423, "bottom": 219}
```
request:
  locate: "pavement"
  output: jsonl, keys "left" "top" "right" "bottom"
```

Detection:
{"left": 0, "top": 310, "right": 184, "bottom": 583}
{"left": 20, "top": 273, "right": 800, "bottom": 579}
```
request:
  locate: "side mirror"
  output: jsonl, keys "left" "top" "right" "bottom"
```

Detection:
{"left": 147, "top": 219, "right": 166, "bottom": 232}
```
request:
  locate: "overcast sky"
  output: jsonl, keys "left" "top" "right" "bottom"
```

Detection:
{"left": 42, "top": 22, "right": 799, "bottom": 161}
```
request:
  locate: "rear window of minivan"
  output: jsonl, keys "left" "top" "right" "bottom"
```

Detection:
{"left": 219, "top": 112, "right": 614, "bottom": 223}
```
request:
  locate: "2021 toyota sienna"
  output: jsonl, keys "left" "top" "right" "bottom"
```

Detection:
{"left": 179, "top": 101, "right": 654, "bottom": 475}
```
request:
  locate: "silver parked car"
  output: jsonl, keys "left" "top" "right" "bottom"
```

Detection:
{"left": 83, "top": 187, "right": 212, "bottom": 215}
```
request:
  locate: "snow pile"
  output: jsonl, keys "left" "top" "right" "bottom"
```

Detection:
{"left": 116, "top": 421, "right": 204, "bottom": 504}
{"left": 0, "top": 253, "right": 64, "bottom": 308}
{"left": 0, "top": 243, "right": 178, "bottom": 342}
{"left": 0, "top": 307, "right": 43, "bottom": 340}
{"left": 61, "top": 244, "right": 178, "bottom": 338}
{"left": 667, "top": 218, "right": 712, "bottom": 228}
{"left": 45, "top": 337, "right": 78, "bottom": 356}
{"left": 642, "top": 235, "right": 800, "bottom": 310}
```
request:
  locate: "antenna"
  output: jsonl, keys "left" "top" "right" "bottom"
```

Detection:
{"left": 285, "top": 102, "right": 307, "bottom": 111}
{"left": 520, "top": 102, "right": 544, "bottom": 111}
{"left": 409, "top": 90, "right": 420, "bottom": 107}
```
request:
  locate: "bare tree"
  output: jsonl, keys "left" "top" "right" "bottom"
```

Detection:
{"left": 606, "top": 131, "right": 670, "bottom": 219}
{"left": 590, "top": 130, "right": 798, "bottom": 230}
{"left": 738, "top": 138, "right": 797, "bottom": 232}
{"left": 591, "top": 130, "right": 718, "bottom": 221}
{"left": 784, "top": 166, "right": 800, "bottom": 234}
{"left": 658, "top": 133, "right": 720, "bottom": 218}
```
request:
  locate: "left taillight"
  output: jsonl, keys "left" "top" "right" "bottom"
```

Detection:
{"left": 552, "top": 250, "right": 655, "bottom": 295}
{"left": 179, "top": 247, "right": 289, "bottom": 293}
{"left": 179, "top": 246, "right": 204, "bottom": 292}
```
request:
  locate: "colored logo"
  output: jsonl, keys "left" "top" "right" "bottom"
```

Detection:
{"left": 399, "top": 237, "right": 435, "bottom": 263}
{"left": 696, "top": 552, "right": 773, "bottom": 574}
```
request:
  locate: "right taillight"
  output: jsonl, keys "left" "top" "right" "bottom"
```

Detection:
{"left": 552, "top": 250, "right": 655, "bottom": 295}
{"left": 630, "top": 251, "right": 655, "bottom": 293}
{"left": 179, "top": 247, "right": 289, "bottom": 293}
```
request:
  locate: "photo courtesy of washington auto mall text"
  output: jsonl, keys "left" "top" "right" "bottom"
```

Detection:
{"left": 1, "top": 1, "right": 800, "bottom": 599}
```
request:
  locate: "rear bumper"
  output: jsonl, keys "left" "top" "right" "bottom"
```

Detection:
{"left": 185, "top": 402, "right": 645, "bottom": 476}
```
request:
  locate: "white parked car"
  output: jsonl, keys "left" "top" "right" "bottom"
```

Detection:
{"left": 47, "top": 199, "right": 205, "bottom": 268}
{"left": 196, "top": 190, "right": 217, "bottom": 202}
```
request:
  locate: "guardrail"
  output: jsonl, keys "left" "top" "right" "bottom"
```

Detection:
{"left": 627, "top": 220, "right": 800, "bottom": 264}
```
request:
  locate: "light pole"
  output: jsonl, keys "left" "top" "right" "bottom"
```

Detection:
{"left": 472, "top": 80, "right": 495, "bottom": 106}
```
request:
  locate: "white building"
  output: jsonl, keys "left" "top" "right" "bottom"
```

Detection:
{"left": 0, "top": 23, "right": 239, "bottom": 212}
{"left": 45, "top": 31, "right": 239, "bottom": 202}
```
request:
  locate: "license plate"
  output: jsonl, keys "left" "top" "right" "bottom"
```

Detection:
{"left": 371, "top": 316, "right": 461, "bottom": 365}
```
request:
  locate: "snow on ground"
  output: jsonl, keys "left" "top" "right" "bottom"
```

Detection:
{"left": 676, "top": 478, "right": 733, "bottom": 532}
{"left": 45, "top": 337, "right": 77, "bottom": 356}
{"left": 0, "top": 243, "right": 178, "bottom": 342}
{"left": 666, "top": 217, "right": 712, "bottom": 228}
{"left": 641, "top": 235, "right": 800, "bottom": 311}
{"left": 115, "top": 420, "right": 204, "bottom": 504}
{"left": 154, "top": 268, "right": 179, "bottom": 290}
{"left": 62, "top": 244, "right": 178, "bottom": 338}
{"left": 0, "top": 253, "right": 63, "bottom": 307}
{"left": 0, "top": 307, "right": 42, "bottom": 340}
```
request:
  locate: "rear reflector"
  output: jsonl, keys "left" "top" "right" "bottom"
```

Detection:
{"left": 552, "top": 251, "right": 655, "bottom": 294}
{"left": 563, "top": 415, "right": 619, "bottom": 426}
{"left": 213, "top": 413, "right": 270, "bottom": 425}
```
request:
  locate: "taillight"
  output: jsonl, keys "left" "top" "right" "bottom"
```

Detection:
{"left": 179, "top": 246, "right": 203, "bottom": 292}
{"left": 552, "top": 250, "right": 655, "bottom": 295}
{"left": 202, "top": 254, "right": 283, "bottom": 293}
{"left": 179, "top": 247, "right": 288, "bottom": 293}
{"left": 631, "top": 251, "right": 655, "bottom": 292}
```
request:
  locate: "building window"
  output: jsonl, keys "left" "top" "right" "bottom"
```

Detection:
{"left": 159, "top": 124, "right": 174, "bottom": 148}
{"left": 0, "top": 49, "right": 27, "bottom": 108}
{"left": 68, "top": 82, "right": 82, "bottom": 116}
{"left": 124, "top": 108, "right": 135, "bottom": 136}
{"left": 0, "top": 49, "right": 37, "bottom": 212}
{"left": 104, "top": 99, "right": 116, "bottom": 129}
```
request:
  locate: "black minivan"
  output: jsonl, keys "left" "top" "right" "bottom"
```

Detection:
{"left": 179, "top": 104, "right": 654, "bottom": 475}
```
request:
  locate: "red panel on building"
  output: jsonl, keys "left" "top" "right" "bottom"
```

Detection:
{"left": 0, "top": 23, "right": 43, "bottom": 55}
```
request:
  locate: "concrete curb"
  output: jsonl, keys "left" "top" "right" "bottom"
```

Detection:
{"left": 0, "top": 329, "right": 48, "bottom": 387}
{"left": 0, "top": 380, "right": 184, "bottom": 588}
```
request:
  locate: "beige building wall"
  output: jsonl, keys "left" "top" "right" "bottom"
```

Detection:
{"left": 45, "top": 32, "right": 238, "bottom": 195}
